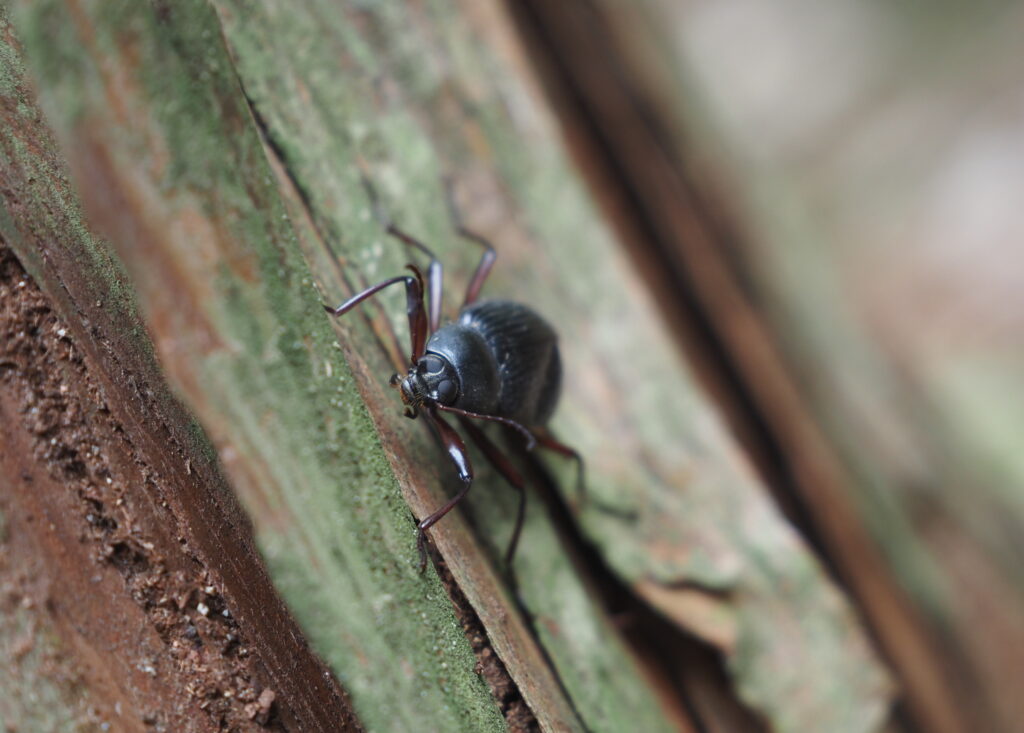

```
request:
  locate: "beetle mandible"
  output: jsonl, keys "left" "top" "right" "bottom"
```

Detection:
{"left": 324, "top": 185, "right": 582, "bottom": 572}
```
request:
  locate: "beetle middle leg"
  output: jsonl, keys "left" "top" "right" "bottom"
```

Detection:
{"left": 457, "top": 416, "right": 528, "bottom": 570}
{"left": 435, "top": 403, "right": 536, "bottom": 450}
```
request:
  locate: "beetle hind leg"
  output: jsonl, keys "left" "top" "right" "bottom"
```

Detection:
{"left": 385, "top": 225, "right": 444, "bottom": 334}
{"left": 444, "top": 178, "right": 496, "bottom": 307}
{"left": 358, "top": 170, "right": 445, "bottom": 332}
{"left": 534, "top": 430, "right": 587, "bottom": 508}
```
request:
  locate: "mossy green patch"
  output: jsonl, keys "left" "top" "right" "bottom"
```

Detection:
{"left": 211, "top": 2, "right": 893, "bottom": 732}
{"left": 11, "top": 1, "right": 506, "bottom": 730}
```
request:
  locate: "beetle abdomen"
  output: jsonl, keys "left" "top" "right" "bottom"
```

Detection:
{"left": 457, "top": 299, "right": 561, "bottom": 426}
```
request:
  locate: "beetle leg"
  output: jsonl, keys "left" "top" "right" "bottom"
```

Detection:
{"left": 416, "top": 407, "right": 474, "bottom": 573}
{"left": 323, "top": 268, "right": 428, "bottom": 363}
{"left": 357, "top": 171, "right": 444, "bottom": 333}
{"left": 461, "top": 235, "right": 495, "bottom": 307}
{"left": 385, "top": 225, "right": 444, "bottom": 334}
{"left": 434, "top": 403, "right": 536, "bottom": 450}
{"left": 457, "top": 416, "right": 528, "bottom": 570}
{"left": 444, "top": 178, "right": 496, "bottom": 307}
{"left": 533, "top": 430, "right": 587, "bottom": 507}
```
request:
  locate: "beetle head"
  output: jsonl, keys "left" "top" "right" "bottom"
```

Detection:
{"left": 391, "top": 353, "right": 459, "bottom": 418}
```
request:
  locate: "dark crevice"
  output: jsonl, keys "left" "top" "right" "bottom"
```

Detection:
{"left": 429, "top": 547, "right": 542, "bottom": 733}
{"left": 501, "top": 563, "right": 596, "bottom": 733}
{"left": 511, "top": 439, "right": 769, "bottom": 733}
{"left": 499, "top": 3, "right": 908, "bottom": 731}
{"left": 237, "top": 81, "right": 408, "bottom": 370}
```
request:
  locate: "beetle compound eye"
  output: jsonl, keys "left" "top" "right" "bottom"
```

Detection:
{"left": 420, "top": 354, "right": 446, "bottom": 376}
{"left": 435, "top": 378, "right": 458, "bottom": 405}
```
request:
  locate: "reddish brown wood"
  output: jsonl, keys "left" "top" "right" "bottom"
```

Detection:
{"left": 0, "top": 26, "right": 361, "bottom": 729}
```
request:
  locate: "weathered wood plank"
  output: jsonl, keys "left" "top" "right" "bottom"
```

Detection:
{"left": 10, "top": 1, "right": 520, "bottom": 731}
{"left": 212, "top": 1, "right": 891, "bottom": 732}
{"left": 8, "top": 0, "right": 897, "bottom": 731}
{"left": 0, "top": 7, "right": 358, "bottom": 731}
{"left": 210, "top": 2, "right": 691, "bottom": 730}
{"left": 511, "top": 1, "right": 1024, "bottom": 732}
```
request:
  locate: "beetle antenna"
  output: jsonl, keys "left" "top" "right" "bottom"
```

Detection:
{"left": 434, "top": 403, "right": 537, "bottom": 451}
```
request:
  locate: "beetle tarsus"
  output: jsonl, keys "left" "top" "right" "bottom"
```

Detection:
{"left": 416, "top": 529, "right": 429, "bottom": 574}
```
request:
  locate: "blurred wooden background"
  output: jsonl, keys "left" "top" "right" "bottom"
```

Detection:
{"left": 1, "top": 1, "right": 1019, "bottom": 732}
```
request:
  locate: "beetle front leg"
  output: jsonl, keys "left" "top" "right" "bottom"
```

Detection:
{"left": 417, "top": 407, "right": 474, "bottom": 572}
{"left": 323, "top": 267, "right": 429, "bottom": 363}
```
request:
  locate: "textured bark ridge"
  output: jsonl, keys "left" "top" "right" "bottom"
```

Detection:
{"left": 0, "top": 242, "right": 289, "bottom": 731}
{"left": 0, "top": 13, "right": 359, "bottom": 731}
{"left": 7, "top": 1, "right": 981, "bottom": 732}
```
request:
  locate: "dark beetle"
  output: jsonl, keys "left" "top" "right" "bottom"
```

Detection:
{"left": 325, "top": 217, "right": 579, "bottom": 572}
{"left": 403, "top": 300, "right": 561, "bottom": 425}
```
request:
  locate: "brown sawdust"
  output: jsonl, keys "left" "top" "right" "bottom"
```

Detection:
{"left": 0, "top": 240, "right": 284, "bottom": 731}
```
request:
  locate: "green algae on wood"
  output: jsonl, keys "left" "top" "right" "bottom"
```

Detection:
{"left": 11, "top": 1, "right": 505, "bottom": 731}
{"left": 11, "top": 0, "right": 896, "bottom": 732}
{"left": 0, "top": 8, "right": 364, "bottom": 731}
{"left": 212, "top": 1, "right": 891, "bottom": 732}
{"left": 211, "top": 1, "right": 687, "bottom": 731}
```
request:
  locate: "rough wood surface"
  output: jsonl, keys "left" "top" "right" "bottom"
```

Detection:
{"left": 508, "top": 2, "right": 1024, "bottom": 733}
{"left": 215, "top": 1, "right": 891, "bottom": 730}
{"left": 9, "top": 2, "right": 513, "bottom": 732}
{"left": 0, "top": 9, "right": 358, "bottom": 731}
{"left": 3, "top": 1, "right": 898, "bottom": 731}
